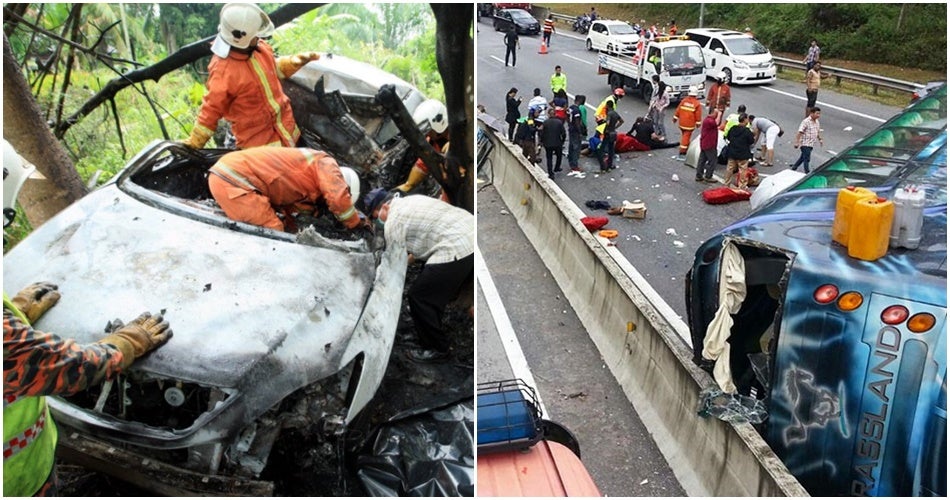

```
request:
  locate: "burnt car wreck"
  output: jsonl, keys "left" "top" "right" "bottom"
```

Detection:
{"left": 3, "top": 54, "right": 459, "bottom": 495}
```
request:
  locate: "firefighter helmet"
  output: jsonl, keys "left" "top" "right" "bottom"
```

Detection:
{"left": 218, "top": 3, "right": 275, "bottom": 49}
{"left": 3, "top": 139, "right": 36, "bottom": 228}
{"left": 413, "top": 99, "right": 448, "bottom": 135}
{"left": 338, "top": 167, "right": 361, "bottom": 206}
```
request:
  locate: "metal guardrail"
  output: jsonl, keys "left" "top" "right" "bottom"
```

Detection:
{"left": 539, "top": 7, "right": 927, "bottom": 97}
{"left": 773, "top": 57, "right": 922, "bottom": 95}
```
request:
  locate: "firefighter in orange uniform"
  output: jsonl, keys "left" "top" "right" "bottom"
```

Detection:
{"left": 208, "top": 148, "right": 366, "bottom": 232}
{"left": 394, "top": 100, "right": 450, "bottom": 201}
{"left": 183, "top": 3, "right": 320, "bottom": 150}
{"left": 672, "top": 85, "right": 704, "bottom": 158}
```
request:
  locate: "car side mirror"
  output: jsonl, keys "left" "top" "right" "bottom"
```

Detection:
{"left": 714, "top": 48, "right": 724, "bottom": 54}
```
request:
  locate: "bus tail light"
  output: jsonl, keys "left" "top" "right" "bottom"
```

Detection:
{"left": 907, "top": 313, "right": 936, "bottom": 333}
{"left": 837, "top": 291, "right": 864, "bottom": 311}
{"left": 814, "top": 284, "right": 839, "bottom": 304}
{"left": 881, "top": 305, "right": 910, "bottom": 325}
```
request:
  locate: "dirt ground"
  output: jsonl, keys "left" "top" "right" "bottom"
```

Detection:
{"left": 55, "top": 262, "right": 475, "bottom": 496}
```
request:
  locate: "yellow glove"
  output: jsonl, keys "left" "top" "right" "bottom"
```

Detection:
{"left": 182, "top": 125, "right": 212, "bottom": 150}
{"left": 277, "top": 51, "right": 320, "bottom": 78}
{"left": 97, "top": 312, "right": 173, "bottom": 370}
{"left": 10, "top": 282, "right": 61, "bottom": 324}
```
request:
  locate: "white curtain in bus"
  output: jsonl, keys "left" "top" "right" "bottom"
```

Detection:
{"left": 701, "top": 240, "right": 747, "bottom": 394}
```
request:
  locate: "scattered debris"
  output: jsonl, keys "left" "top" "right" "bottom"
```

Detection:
{"left": 621, "top": 200, "right": 647, "bottom": 219}
{"left": 671, "top": 174, "right": 679, "bottom": 181}
{"left": 665, "top": 228, "right": 678, "bottom": 236}
{"left": 640, "top": 479, "right": 649, "bottom": 485}
{"left": 843, "top": 126, "right": 853, "bottom": 131}
{"left": 500, "top": 209, "right": 510, "bottom": 215}
{"left": 673, "top": 240, "right": 685, "bottom": 248}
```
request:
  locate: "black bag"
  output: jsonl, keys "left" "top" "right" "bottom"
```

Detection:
{"left": 717, "top": 148, "right": 728, "bottom": 165}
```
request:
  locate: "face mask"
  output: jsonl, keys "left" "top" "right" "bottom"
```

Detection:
{"left": 375, "top": 218, "right": 385, "bottom": 231}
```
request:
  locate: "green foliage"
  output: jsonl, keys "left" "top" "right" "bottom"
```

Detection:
{"left": 544, "top": 3, "right": 947, "bottom": 72}
{"left": 5, "top": 2, "right": 445, "bottom": 193}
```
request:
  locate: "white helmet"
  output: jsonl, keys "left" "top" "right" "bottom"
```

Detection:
{"left": 3, "top": 139, "right": 36, "bottom": 228}
{"left": 338, "top": 167, "right": 361, "bottom": 205}
{"left": 413, "top": 99, "right": 448, "bottom": 135}
{"left": 688, "top": 85, "right": 699, "bottom": 97}
{"left": 218, "top": 3, "right": 275, "bottom": 49}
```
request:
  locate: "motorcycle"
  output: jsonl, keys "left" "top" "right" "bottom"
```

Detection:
{"left": 573, "top": 14, "right": 591, "bottom": 34}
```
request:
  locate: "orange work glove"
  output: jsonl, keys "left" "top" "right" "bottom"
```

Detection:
{"left": 97, "top": 312, "right": 173, "bottom": 370}
{"left": 277, "top": 51, "right": 320, "bottom": 78}
{"left": 182, "top": 125, "right": 212, "bottom": 150}
{"left": 10, "top": 282, "right": 61, "bottom": 323}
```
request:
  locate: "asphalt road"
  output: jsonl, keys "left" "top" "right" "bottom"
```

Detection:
{"left": 473, "top": 14, "right": 905, "bottom": 496}
{"left": 476, "top": 15, "right": 902, "bottom": 323}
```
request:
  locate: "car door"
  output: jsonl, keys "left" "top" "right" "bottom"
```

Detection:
{"left": 708, "top": 38, "right": 727, "bottom": 75}
{"left": 494, "top": 10, "right": 513, "bottom": 32}
{"left": 589, "top": 22, "right": 605, "bottom": 50}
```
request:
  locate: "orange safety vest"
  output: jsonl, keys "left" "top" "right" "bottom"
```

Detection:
{"left": 674, "top": 96, "right": 703, "bottom": 130}
{"left": 209, "top": 148, "right": 360, "bottom": 229}
{"left": 194, "top": 40, "right": 301, "bottom": 149}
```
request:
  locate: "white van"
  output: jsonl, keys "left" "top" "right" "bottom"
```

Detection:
{"left": 685, "top": 28, "right": 776, "bottom": 85}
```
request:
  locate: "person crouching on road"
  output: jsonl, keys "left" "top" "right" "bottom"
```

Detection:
{"left": 182, "top": 3, "right": 320, "bottom": 150}
{"left": 208, "top": 148, "right": 366, "bottom": 232}
{"left": 672, "top": 85, "right": 703, "bottom": 159}
{"left": 363, "top": 190, "right": 474, "bottom": 363}
{"left": 3, "top": 141, "right": 173, "bottom": 497}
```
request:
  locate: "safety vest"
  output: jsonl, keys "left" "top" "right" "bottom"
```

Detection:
{"left": 3, "top": 294, "right": 58, "bottom": 497}
{"left": 595, "top": 95, "right": 616, "bottom": 122}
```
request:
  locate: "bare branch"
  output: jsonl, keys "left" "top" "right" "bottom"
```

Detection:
{"left": 54, "top": 3, "right": 323, "bottom": 138}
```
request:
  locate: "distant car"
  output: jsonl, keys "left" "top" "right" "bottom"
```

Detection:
{"left": 585, "top": 19, "right": 640, "bottom": 55}
{"left": 685, "top": 28, "right": 776, "bottom": 85}
{"left": 493, "top": 8, "right": 540, "bottom": 35}
{"left": 2, "top": 53, "right": 437, "bottom": 495}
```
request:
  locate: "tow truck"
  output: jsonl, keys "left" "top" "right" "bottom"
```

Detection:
{"left": 596, "top": 35, "right": 707, "bottom": 103}
{"left": 476, "top": 379, "right": 601, "bottom": 496}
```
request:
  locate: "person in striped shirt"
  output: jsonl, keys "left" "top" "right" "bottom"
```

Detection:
{"left": 543, "top": 14, "right": 556, "bottom": 47}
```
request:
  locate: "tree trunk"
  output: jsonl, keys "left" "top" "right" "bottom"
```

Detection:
{"left": 431, "top": 4, "right": 474, "bottom": 213}
{"left": 3, "top": 33, "right": 87, "bottom": 228}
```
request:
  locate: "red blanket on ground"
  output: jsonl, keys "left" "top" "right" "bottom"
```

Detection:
{"left": 616, "top": 133, "right": 651, "bottom": 152}
{"left": 702, "top": 187, "right": 751, "bottom": 205}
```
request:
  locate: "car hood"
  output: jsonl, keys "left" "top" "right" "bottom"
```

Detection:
{"left": 610, "top": 34, "right": 640, "bottom": 44}
{"left": 3, "top": 185, "right": 378, "bottom": 389}
{"left": 290, "top": 53, "right": 424, "bottom": 110}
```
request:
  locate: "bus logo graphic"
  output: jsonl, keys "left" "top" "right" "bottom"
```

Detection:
{"left": 783, "top": 364, "right": 849, "bottom": 446}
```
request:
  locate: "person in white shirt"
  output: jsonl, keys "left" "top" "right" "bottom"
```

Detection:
{"left": 363, "top": 191, "right": 474, "bottom": 362}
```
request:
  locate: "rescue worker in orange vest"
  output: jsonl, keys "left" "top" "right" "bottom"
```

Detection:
{"left": 183, "top": 3, "right": 319, "bottom": 150}
{"left": 207, "top": 147, "right": 367, "bottom": 232}
{"left": 595, "top": 87, "right": 625, "bottom": 124}
{"left": 394, "top": 99, "right": 451, "bottom": 202}
{"left": 3, "top": 140, "right": 173, "bottom": 497}
{"left": 671, "top": 85, "right": 704, "bottom": 157}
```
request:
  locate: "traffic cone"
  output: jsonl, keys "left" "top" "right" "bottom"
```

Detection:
{"left": 539, "top": 39, "right": 548, "bottom": 54}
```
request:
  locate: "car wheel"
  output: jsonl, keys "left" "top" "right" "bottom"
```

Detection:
{"left": 586, "top": 39, "right": 592, "bottom": 51}
{"left": 641, "top": 81, "right": 653, "bottom": 104}
{"left": 608, "top": 72, "right": 623, "bottom": 90}
{"left": 722, "top": 68, "right": 732, "bottom": 85}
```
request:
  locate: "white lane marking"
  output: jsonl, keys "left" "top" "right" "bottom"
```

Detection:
{"left": 760, "top": 87, "right": 887, "bottom": 123}
{"left": 489, "top": 55, "right": 505, "bottom": 65}
{"left": 475, "top": 245, "right": 549, "bottom": 418}
{"left": 563, "top": 53, "right": 593, "bottom": 65}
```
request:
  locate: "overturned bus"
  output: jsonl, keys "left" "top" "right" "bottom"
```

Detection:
{"left": 686, "top": 85, "right": 947, "bottom": 496}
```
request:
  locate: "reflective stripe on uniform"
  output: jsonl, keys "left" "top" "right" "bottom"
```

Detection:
{"left": 249, "top": 57, "right": 298, "bottom": 147}
{"left": 3, "top": 411, "right": 45, "bottom": 460}
{"left": 210, "top": 163, "right": 258, "bottom": 191}
{"left": 335, "top": 206, "right": 356, "bottom": 222}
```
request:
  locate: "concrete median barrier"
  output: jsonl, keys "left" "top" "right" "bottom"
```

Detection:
{"left": 478, "top": 118, "right": 808, "bottom": 497}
